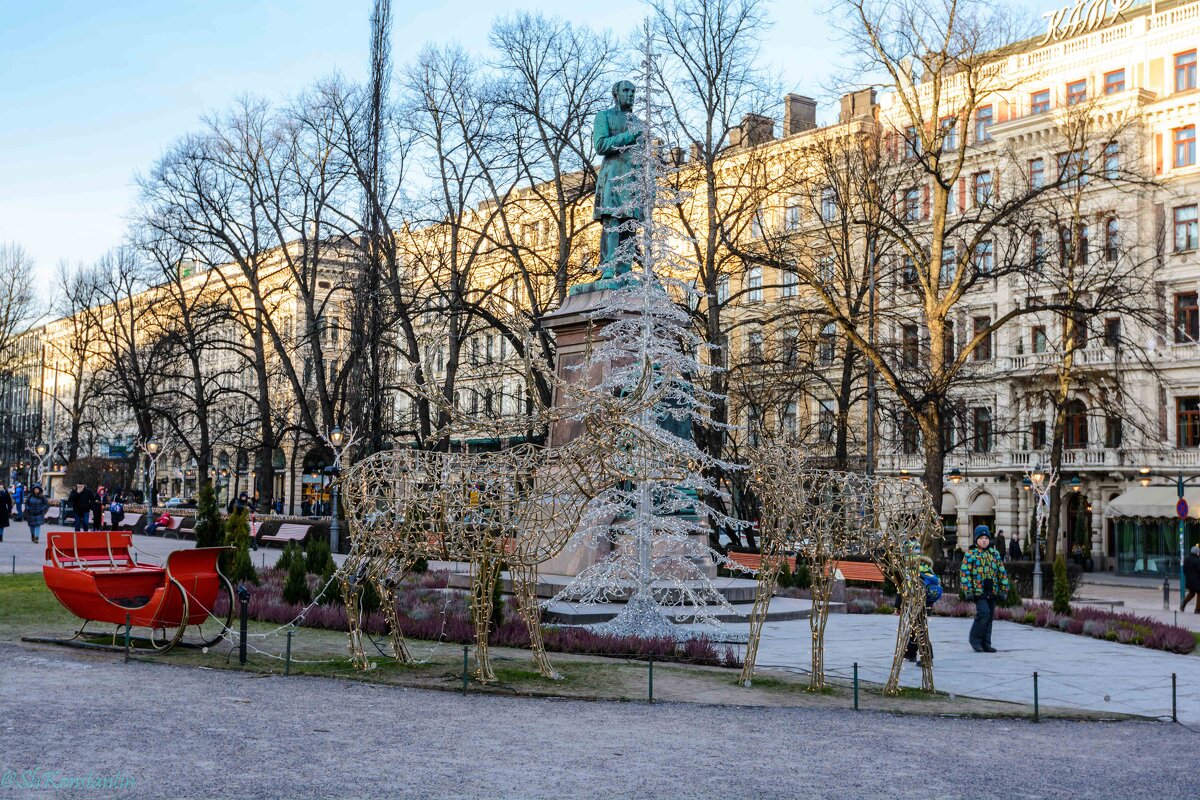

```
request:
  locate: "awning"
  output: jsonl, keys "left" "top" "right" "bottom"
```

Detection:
{"left": 968, "top": 492, "right": 995, "bottom": 516}
{"left": 1105, "top": 486, "right": 1200, "bottom": 519}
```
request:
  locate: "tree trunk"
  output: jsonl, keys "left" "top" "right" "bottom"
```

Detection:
{"left": 919, "top": 408, "right": 946, "bottom": 557}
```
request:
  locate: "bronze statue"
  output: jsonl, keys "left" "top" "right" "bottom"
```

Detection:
{"left": 593, "top": 80, "right": 643, "bottom": 278}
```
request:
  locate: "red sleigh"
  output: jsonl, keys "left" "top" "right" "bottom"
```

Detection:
{"left": 43, "top": 530, "right": 233, "bottom": 653}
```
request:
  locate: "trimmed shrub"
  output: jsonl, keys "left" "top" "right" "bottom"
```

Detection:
{"left": 1052, "top": 554, "right": 1071, "bottom": 615}
{"left": 192, "top": 481, "right": 223, "bottom": 548}
{"left": 304, "top": 535, "right": 335, "bottom": 575}
{"left": 282, "top": 555, "right": 311, "bottom": 606}
{"left": 223, "top": 508, "right": 258, "bottom": 585}
{"left": 276, "top": 542, "right": 301, "bottom": 575}
{"left": 1000, "top": 584, "right": 1023, "bottom": 608}
{"left": 792, "top": 561, "right": 812, "bottom": 590}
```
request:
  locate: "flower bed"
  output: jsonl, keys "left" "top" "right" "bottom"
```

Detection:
{"left": 246, "top": 568, "right": 741, "bottom": 668}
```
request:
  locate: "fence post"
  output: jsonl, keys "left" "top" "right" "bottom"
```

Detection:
{"left": 648, "top": 656, "right": 654, "bottom": 705}
{"left": 11, "top": 554, "right": 14, "bottom": 574}
{"left": 285, "top": 629, "right": 293, "bottom": 676}
{"left": 1033, "top": 672, "right": 1039, "bottom": 723}
{"left": 462, "top": 645, "right": 469, "bottom": 695}
{"left": 237, "top": 584, "right": 250, "bottom": 665}
{"left": 1172, "top": 673, "right": 1178, "bottom": 723}
{"left": 123, "top": 613, "right": 131, "bottom": 663}
{"left": 853, "top": 662, "right": 859, "bottom": 711}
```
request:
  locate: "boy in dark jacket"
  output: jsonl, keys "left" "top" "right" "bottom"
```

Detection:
{"left": 959, "top": 525, "right": 1010, "bottom": 653}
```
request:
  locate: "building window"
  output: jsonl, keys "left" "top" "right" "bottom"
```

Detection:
{"left": 1176, "top": 205, "right": 1199, "bottom": 252}
{"left": 1104, "top": 69, "right": 1125, "bottom": 95}
{"left": 972, "top": 407, "right": 992, "bottom": 453}
{"left": 902, "top": 255, "right": 917, "bottom": 285}
{"left": 1029, "top": 157, "right": 1045, "bottom": 189}
{"left": 1069, "top": 310, "right": 1089, "bottom": 349}
{"left": 1174, "top": 126, "right": 1196, "bottom": 168}
{"left": 747, "top": 404, "right": 763, "bottom": 447}
{"left": 939, "top": 116, "right": 958, "bottom": 152}
{"left": 940, "top": 245, "right": 956, "bottom": 285}
{"left": 973, "top": 240, "right": 994, "bottom": 277}
{"left": 747, "top": 330, "right": 763, "bottom": 362}
{"left": 1176, "top": 50, "right": 1197, "bottom": 93}
{"left": 904, "top": 125, "right": 921, "bottom": 159}
{"left": 972, "top": 171, "right": 993, "bottom": 207}
{"left": 746, "top": 266, "right": 762, "bottom": 302}
{"left": 1058, "top": 149, "right": 1088, "bottom": 188}
{"left": 1031, "top": 420, "right": 1047, "bottom": 449}
{"left": 818, "top": 400, "right": 835, "bottom": 444}
{"left": 785, "top": 197, "right": 801, "bottom": 231}
{"left": 819, "top": 322, "right": 837, "bottom": 365}
{"left": 1106, "top": 416, "right": 1123, "bottom": 448}
{"left": 1032, "top": 229, "right": 1048, "bottom": 265}
{"left": 1031, "top": 89, "right": 1050, "bottom": 114}
{"left": 973, "top": 315, "right": 992, "bottom": 361}
{"left": 901, "top": 415, "right": 920, "bottom": 454}
{"left": 1065, "top": 399, "right": 1088, "bottom": 449}
{"left": 1060, "top": 224, "right": 1089, "bottom": 266}
{"left": 817, "top": 253, "right": 836, "bottom": 285}
{"left": 1175, "top": 291, "right": 1199, "bottom": 343}
{"left": 1104, "top": 142, "right": 1120, "bottom": 179}
{"left": 821, "top": 187, "right": 838, "bottom": 222}
{"left": 1103, "top": 317, "right": 1121, "bottom": 348}
{"left": 901, "top": 324, "right": 920, "bottom": 367}
{"left": 716, "top": 274, "right": 729, "bottom": 303}
{"left": 779, "top": 268, "right": 798, "bottom": 298}
{"left": 782, "top": 328, "right": 799, "bottom": 367}
{"left": 1105, "top": 218, "right": 1120, "bottom": 262}
{"left": 782, "top": 402, "right": 798, "bottom": 436}
{"left": 904, "top": 187, "right": 921, "bottom": 221}
{"left": 1066, "top": 79, "right": 1087, "bottom": 106}
{"left": 942, "top": 321, "right": 956, "bottom": 364}
{"left": 1179, "top": 397, "right": 1200, "bottom": 448}
{"left": 1032, "top": 325, "right": 1048, "bottom": 354}
{"left": 974, "top": 105, "right": 993, "bottom": 143}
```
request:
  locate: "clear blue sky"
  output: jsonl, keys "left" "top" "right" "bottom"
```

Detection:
{"left": 0, "top": 0, "right": 847, "bottom": 296}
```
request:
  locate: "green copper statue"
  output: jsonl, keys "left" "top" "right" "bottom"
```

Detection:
{"left": 593, "top": 80, "right": 643, "bottom": 279}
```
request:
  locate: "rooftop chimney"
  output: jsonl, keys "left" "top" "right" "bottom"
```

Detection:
{"left": 838, "top": 88, "right": 878, "bottom": 124}
{"left": 729, "top": 113, "right": 775, "bottom": 149}
{"left": 783, "top": 94, "right": 817, "bottom": 135}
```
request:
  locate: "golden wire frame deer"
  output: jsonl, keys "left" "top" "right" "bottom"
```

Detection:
{"left": 741, "top": 447, "right": 942, "bottom": 695}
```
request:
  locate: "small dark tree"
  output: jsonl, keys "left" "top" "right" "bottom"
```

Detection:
{"left": 192, "top": 482, "right": 222, "bottom": 548}
{"left": 282, "top": 555, "right": 312, "bottom": 606}
{"left": 223, "top": 508, "right": 258, "bottom": 585}
{"left": 276, "top": 541, "right": 300, "bottom": 575}
{"left": 1052, "top": 554, "right": 1071, "bottom": 615}
{"left": 304, "top": 535, "right": 335, "bottom": 575}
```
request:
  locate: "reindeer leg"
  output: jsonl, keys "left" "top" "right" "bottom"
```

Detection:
{"left": 511, "top": 564, "right": 558, "bottom": 680}
{"left": 373, "top": 557, "right": 414, "bottom": 664}
{"left": 471, "top": 556, "right": 499, "bottom": 683}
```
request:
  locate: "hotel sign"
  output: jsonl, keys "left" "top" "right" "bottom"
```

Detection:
{"left": 1041, "top": 0, "right": 1135, "bottom": 44}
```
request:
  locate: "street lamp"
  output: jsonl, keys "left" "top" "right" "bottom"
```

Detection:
{"left": 320, "top": 425, "right": 356, "bottom": 553}
{"left": 947, "top": 468, "right": 963, "bottom": 485}
{"left": 1025, "top": 466, "right": 1057, "bottom": 600}
{"left": 31, "top": 443, "right": 52, "bottom": 490}
{"left": 138, "top": 438, "right": 164, "bottom": 535}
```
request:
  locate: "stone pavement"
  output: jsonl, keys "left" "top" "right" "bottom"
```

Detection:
{"left": 733, "top": 612, "right": 1200, "bottom": 723}
{"left": 1077, "top": 573, "right": 1200, "bottom": 632}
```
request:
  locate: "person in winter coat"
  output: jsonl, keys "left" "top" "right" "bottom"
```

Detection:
{"left": 108, "top": 492, "right": 125, "bottom": 531}
{"left": 1008, "top": 535, "right": 1022, "bottom": 562}
{"left": 1182, "top": 545, "right": 1200, "bottom": 612}
{"left": 67, "top": 484, "right": 95, "bottom": 532}
{"left": 92, "top": 486, "right": 106, "bottom": 532}
{"left": 905, "top": 555, "right": 942, "bottom": 662}
{"left": 144, "top": 511, "right": 173, "bottom": 537}
{"left": 959, "top": 525, "right": 1011, "bottom": 653}
{"left": 13, "top": 482, "right": 23, "bottom": 519}
{"left": 0, "top": 486, "right": 12, "bottom": 542}
{"left": 24, "top": 486, "right": 48, "bottom": 544}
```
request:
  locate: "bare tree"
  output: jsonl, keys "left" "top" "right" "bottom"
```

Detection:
{"left": 0, "top": 243, "right": 37, "bottom": 376}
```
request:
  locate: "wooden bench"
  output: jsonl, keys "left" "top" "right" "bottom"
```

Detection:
{"left": 259, "top": 523, "right": 313, "bottom": 546}
{"left": 117, "top": 513, "right": 143, "bottom": 532}
{"left": 830, "top": 560, "right": 886, "bottom": 584}
{"left": 725, "top": 551, "right": 797, "bottom": 573}
{"left": 158, "top": 515, "right": 186, "bottom": 538}
{"left": 45, "top": 507, "right": 62, "bottom": 523}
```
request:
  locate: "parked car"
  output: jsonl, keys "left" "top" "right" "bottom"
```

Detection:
{"left": 164, "top": 497, "right": 186, "bottom": 508}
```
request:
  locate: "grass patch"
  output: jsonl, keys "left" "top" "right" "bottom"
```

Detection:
{"left": 0, "top": 574, "right": 75, "bottom": 638}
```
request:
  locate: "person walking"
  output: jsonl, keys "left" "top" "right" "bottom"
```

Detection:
{"left": 92, "top": 486, "right": 106, "bottom": 532}
{"left": 1182, "top": 545, "right": 1200, "bottom": 612}
{"left": 108, "top": 491, "right": 125, "bottom": 532}
{"left": 67, "top": 483, "right": 94, "bottom": 532}
{"left": 24, "top": 485, "right": 48, "bottom": 544}
{"left": 905, "top": 555, "right": 942, "bottom": 662}
{"left": 13, "top": 481, "right": 24, "bottom": 520}
{"left": 0, "top": 485, "right": 12, "bottom": 542}
{"left": 1008, "top": 535, "right": 1022, "bottom": 562}
{"left": 959, "top": 525, "right": 1010, "bottom": 653}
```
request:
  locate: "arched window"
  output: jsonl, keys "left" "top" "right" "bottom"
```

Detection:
{"left": 1065, "top": 399, "right": 1088, "bottom": 449}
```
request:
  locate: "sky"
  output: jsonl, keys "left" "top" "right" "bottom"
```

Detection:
{"left": 0, "top": 0, "right": 851, "bottom": 298}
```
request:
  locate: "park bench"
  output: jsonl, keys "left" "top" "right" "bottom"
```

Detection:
{"left": 259, "top": 523, "right": 313, "bottom": 547}
{"left": 45, "top": 507, "right": 62, "bottom": 523}
{"left": 830, "top": 560, "right": 886, "bottom": 584}
{"left": 724, "top": 551, "right": 797, "bottom": 573}
{"left": 118, "top": 513, "right": 143, "bottom": 532}
{"left": 158, "top": 516, "right": 187, "bottom": 538}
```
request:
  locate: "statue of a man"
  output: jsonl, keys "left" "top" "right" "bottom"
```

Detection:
{"left": 593, "top": 80, "right": 643, "bottom": 278}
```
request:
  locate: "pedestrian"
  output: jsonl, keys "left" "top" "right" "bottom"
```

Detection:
{"left": 93, "top": 486, "right": 106, "bottom": 532}
{"left": 995, "top": 530, "right": 1007, "bottom": 561}
{"left": 24, "top": 485, "right": 48, "bottom": 544}
{"left": 905, "top": 555, "right": 942, "bottom": 662}
{"left": 0, "top": 485, "right": 12, "bottom": 542}
{"left": 13, "top": 481, "right": 24, "bottom": 520}
{"left": 227, "top": 491, "right": 251, "bottom": 515}
{"left": 1182, "top": 545, "right": 1200, "bottom": 612}
{"left": 959, "top": 525, "right": 1010, "bottom": 653}
{"left": 108, "top": 492, "right": 125, "bottom": 531}
{"left": 145, "top": 511, "right": 172, "bottom": 537}
{"left": 67, "top": 483, "right": 94, "bottom": 532}
{"left": 1008, "top": 535, "right": 1022, "bottom": 562}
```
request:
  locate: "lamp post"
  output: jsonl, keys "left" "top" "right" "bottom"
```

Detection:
{"left": 137, "top": 438, "right": 162, "bottom": 535}
{"left": 320, "top": 425, "right": 355, "bottom": 554}
{"left": 32, "top": 443, "right": 49, "bottom": 487}
{"left": 1025, "top": 466, "right": 1057, "bottom": 600}
{"left": 1137, "top": 466, "right": 1196, "bottom": 603}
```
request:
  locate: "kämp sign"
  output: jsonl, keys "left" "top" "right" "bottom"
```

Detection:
{"left": 1041, "top": 0, "right": 1136, "bottom": 44}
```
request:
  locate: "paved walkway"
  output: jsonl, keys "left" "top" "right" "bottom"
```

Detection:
{"left": 736, "top": 613, "right": 1200, "bottom": 723}
{"left": 1, "top": 642, "right": 1193, "bottom": 800}
{"left": 1077, "top": 574, "right": 1200, "bottom": 631}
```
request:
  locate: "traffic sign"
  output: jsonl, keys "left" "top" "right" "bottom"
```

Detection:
{"left": 1178, "top": 498, "right": 1189, "bottom": 519}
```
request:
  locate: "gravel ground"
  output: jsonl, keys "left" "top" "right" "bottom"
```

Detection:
{"left": 0, "top": 642, "right": 1193, "bottom": 800}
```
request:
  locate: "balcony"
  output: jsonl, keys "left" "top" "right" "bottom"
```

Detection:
{"left": 875, "top": 447, "right": 1200, "bottom": 476}
{"left": 1000, "top": 345, "right": 1118, "bottom": 375}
